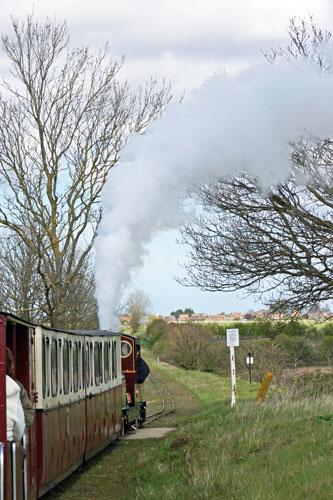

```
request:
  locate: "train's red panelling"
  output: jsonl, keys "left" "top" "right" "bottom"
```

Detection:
{"left": 1, "top": 313, "right": 141, "bottom": 500}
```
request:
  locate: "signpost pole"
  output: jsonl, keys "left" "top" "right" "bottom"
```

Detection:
{"left": 226, "top": 329, "right": 239, "bottom": 408}
{"left": 230, "top": 345, "right": 236, "bottom": 407}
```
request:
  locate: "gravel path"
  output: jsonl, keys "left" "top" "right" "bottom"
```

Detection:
{"left": 121, "top": 427, "right": 177, "bottom": 439}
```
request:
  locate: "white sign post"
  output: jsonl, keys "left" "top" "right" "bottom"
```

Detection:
{"left": 227, "top": 329, "right": 239, "bottom": 407}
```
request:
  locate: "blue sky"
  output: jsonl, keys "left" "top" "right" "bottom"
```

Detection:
{"left": 1, "top": 0, "right": 332, "bottom": 319}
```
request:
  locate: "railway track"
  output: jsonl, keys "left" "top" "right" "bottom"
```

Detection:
{"left": 144, "top": 373, "right": 175, "bottom": 425}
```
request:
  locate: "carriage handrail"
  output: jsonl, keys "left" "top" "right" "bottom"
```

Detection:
{"left": 11, "top": 442, "right": 16, "bottom": 500}
{"left": 22, "top": 432, "right": 27, "bottom": 500}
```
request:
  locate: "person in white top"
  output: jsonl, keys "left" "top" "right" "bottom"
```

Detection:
{"left": 6, "top": 348, "right": 25, "bottom": 442}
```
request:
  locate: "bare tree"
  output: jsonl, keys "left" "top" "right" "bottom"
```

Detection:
{"left": 262, "top": 16, "right": 331, "bottom": 70}
{"left": 179, "top": 18, "right": 333, "bottom": 315}
{"left": 165, "top": 323, "right": 217, "bottom": 371}
{"left": 0, "top": 15, "right": 171, "bottom": 327}
{"left": 126, "top": 290, "right": 151, "bottom": 333}
{"left": 0, "top": 231, "right": 99, "bottom": 328}
{"left": 0, "top": 233, "right": 42, "bottom": 320}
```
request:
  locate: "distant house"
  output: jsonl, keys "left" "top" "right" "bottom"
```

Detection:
{"left": 269, "top": 313, "right": 284, "bottom": 321}
{"left": 227, "top": 312, "right": 242, "bottom": 320}
{"left": 255, "top": 310, "right": 267, "bottom": 319}
{"left": 178, "top": 314, "right": 191, "bottom": 322}
{"left": 190, "top": 313, "right": 208, "bottom": 322}
{"left": 207, "top": 314, "right": 226, "bottom": 323}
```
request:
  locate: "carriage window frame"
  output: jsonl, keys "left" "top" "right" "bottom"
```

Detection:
{"left": 94, "top": 342, "right": 102, "bottom": 386}
{"left": 85, "top": 342, "right": 90, "bottom": 388}
{"left": 51, "top": 337, "right": 58, "bottom": 397}
{"left": 73, "top": 341, "right": 79, "bottom": 392}
{"left": 113, "top": 340, "right": 117, "bottom": 380}
{"left": 100, "top": 342, "right": 103, "bottom": 384}
{"left": 110, "top": 341, "right": 113, "bottom": 381}
{"left": 42, "top": 336, "right": 50, "bottom": 398}
{"left": 63, "top": 340, "right": 70, "bottom": 394}
{"left": 58, "top": 339, "right": 63, "bottom": 395}
{"left": 78, "top": 341, "right": 82, "bottom": 390}
{"left": 104, "top": 341, "right": 110, "bottom": 382}
{"left": 89, "top": 342, "right": 94, "bottom": 387}
{"left": 42, "top": 336, "right": 46, "bottom": 398}
{"left": 69, "top": 341, "right": 73, "bottom": 392}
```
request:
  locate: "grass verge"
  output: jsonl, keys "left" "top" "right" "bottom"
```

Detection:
{"left": 45, "top": 354, "right": 333, "bottom": 500}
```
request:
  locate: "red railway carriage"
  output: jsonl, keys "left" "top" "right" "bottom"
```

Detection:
{"left": 0, "top": 312, "right": 124, "bottom": 500}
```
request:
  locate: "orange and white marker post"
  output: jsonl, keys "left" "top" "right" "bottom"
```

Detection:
{"left": 227, "top": 329, "right": 239, "bottom": 407}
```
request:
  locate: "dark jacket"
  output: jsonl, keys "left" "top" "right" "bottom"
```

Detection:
{"left": 136, "top": 356, "right": 150, "bottom": 384}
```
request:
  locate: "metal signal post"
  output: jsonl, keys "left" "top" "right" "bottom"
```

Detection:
{"left": 246, "top": 352, "right": 253, "bottom": 384}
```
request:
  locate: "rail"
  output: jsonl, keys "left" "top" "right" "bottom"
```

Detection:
{"left": 145, "top": 374, "right": 175, "bottom": 425}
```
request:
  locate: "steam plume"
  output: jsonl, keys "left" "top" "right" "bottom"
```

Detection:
{"left": 94, "top": 59, "right": 333, "bottom": 329}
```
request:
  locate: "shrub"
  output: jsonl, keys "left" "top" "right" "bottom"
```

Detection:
{"left": 274, "top": 334, "right": 315, "bottom": 367}
{"left": 152, "top": 323, "right": 222, "bottom": 371}
{"left": 319, "top": 323, "right": 333, "bottom": 336}
{"left": 320, "top": 336, "right": 333, "bottom": 363}
{"left": 235, "top": 339, "right": 286, "bottom": 383}
{"left": 146, "top": 319, "right": 169, "bottom": 346}
{"left": 289, "top": 370, "right": 333, "bottom": 398}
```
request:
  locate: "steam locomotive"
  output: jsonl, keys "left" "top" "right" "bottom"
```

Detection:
{"left": 0, "top": 311, "right": 147, "bottom": 499}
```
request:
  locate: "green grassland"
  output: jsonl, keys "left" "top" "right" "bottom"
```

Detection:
{"left": 45, "top": 353, "right": 333, "bottom": 500}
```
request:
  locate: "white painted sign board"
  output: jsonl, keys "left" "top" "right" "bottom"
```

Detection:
{"left": 226, "top": 329, "right": 239, "bottom": 347}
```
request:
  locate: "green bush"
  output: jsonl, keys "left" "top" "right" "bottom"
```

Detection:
{"left": 145, "top": 319, "right": 169, "bottom": 346}
{"left": 290, "top": 370, "right": 333, "bottom": 397}
{"left": 274, "top": 334, "right": 315, "bottom": 367}
{"left": 319, "top": 323, "right": 333, "bottom": 336}
{"left": 203, "top": 320, "right": 310, "bottom": 339}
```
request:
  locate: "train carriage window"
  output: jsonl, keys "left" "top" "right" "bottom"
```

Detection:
{"left": 94, "top": 342, "right": 101, "bottom": 386}
{"left": 111, "top": 341, "right": 114, "bottom": 380}
{"left": 73, "top": 342, "right": 79, "bottom": 392}
{"left": 113, "top": 340, "right": 117, "bottom": 380}
{"left": 78, "top": 341, "right": 82, "bottom": 390}
{"left": 104, "top": 342, "right": 110, "bottom": 382}
{"left": 69, "top": 341, "right": 73, "bottom": 392}
{"left": 51, "top": 338, "right": 58, "bottom": 397}
{"left": 58, "top": 339, "right": 63, "bottom": 394}
{"left": 86, "top": 342, "right": 90, "bottom": 388}
{"left": 89, "top": 342, "right": 93, "bottom": 386}
{"left": 111, "top": 341, "right": 113, "bottom": 380}
{"left": 63, "top": 340, "right": 69, "bottom": 394}
{"left": 110, "top": 341, "right": 112, "bottom": 380}
{"left": 100, "top": 342, "right": 103, "bottom": 383}
{"left": 109, "top": 341, "right": 112, "bottom": 381}
{"left": 42, "top": 336, "right": 50, "bottom": 398}
{"left": 42, "top": 336, "right": 46, "bottom": 398}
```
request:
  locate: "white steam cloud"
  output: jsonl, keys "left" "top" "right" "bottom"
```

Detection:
{"left": 94, "top": 58, "right": 333, "bottom": 330}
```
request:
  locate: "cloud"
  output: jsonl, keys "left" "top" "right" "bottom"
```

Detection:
{"left": 1, "top": 0, "right": 331, "bottom": 90}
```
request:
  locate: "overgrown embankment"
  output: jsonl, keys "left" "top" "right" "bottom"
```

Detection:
{"left": 145, "top": 318, "right": 333, "bottom": 384}
{"left": 45, "top": 353, "right": 333, "bottom": 500}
